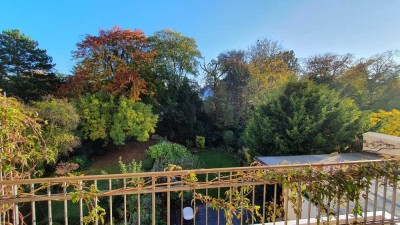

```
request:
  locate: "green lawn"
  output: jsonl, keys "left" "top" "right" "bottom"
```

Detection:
{"left": 196, "top": 150, "right": 240, "bottom": 169}
{"left": 195, "top": 150, "right": 240, "bottom": 198}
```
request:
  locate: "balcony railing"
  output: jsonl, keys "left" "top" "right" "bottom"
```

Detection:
{"left": 0, "top": 159, "right": 399, "bottom": 225}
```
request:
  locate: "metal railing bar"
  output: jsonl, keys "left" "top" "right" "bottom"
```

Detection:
{"left": 79, "top": 180, "right": 83, "bottom": 225}
{"left": 391, "top": 180, "right": 397, "bottom": 222}
{"left": 217, "top": 172, "right": 220, "bottom": 225}
{"left": 109, "top": 179, "right": 113, "bottom": 225}
{"left": 273, "top": 183, "right": 277, "bottom": 225}
{"left": 123, "top": 178, "right": 127, "bottom": 225}
{"left": 167, "top": 175, "right": 171, "bottom": 225}
{"left": 0, "top": 180, "right": 273, "bottom": 204}
{"left": 229, "top": 171, "right": 233, "bottom": 205}
{"left": 262, "top": 183, "right": 266, "bottom": 225}
{"left": 152, "top": 176, "right": 155, "bottom": 225}
{"left": 206, "top": 173, "right": 208, "bottom": 225}
{"left": 296, "top": 183, "right": 301, "bottom": 225}
{"left": 31, "top": 183, "right": 36, "bottom": 225}
{"left": 12, "top": 184, "right": 18, "bottom": 225}
{"left": 345, "top": 197, "right": 349, "bottom": 224}
{"left": 382, "top": 176, "right": 387, "bottom": 220}
{"left": 138, "top": 193, "right": 141, "bottom": 225}
{"left": 1, "top": 159, "right": 394, "bottom": 186}
{"left": 307, "top": 191, "right": 311, "bottom": 225}
{"left": 180, "top": 189, "right": 183, "bottom": 225}
{"left": 240, "top": 176, "right": 244, "bottom": 225}
{"left": 373, "top": 177, "right": 378, "bottom": 221}
{"left": 252, "top": 184, "right": 256, "bottom": 225}
{"left": 364, "top": 183, "right": 369, "bottom": 224}
{"left": 336, "top": 190, "right": 340, "bottom": 225}
{"left": 47, "top": 184, "right": 52, "bottom": 225}
{"left": 95, "top": 180, "right": 98, "bottom": 225}
{"left": 63, "top": 182, "right": 67, "bottom": 225}
{"left": 284, "top": 187, "right": 289, "bottom": 225}
{"left": 193, "top": 190, "right": 196, "bottom": 225}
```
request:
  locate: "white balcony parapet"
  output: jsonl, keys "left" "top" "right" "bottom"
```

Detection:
{"left": 363, "top": 132, "right": 400, "bottom": 156}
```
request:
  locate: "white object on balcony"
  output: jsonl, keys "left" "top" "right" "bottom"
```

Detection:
{"left": 183, "top": 207, "right": 194, "bottom": 220}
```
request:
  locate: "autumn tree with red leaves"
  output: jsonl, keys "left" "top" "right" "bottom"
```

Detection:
{"left": 59, "top": 26, "right": 156, "bottom": 101}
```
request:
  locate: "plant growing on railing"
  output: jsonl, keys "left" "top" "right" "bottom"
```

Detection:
{"left": 71, "top": 183, "right": 106, "bottom": 224}
{"left": 180, "top": 159, "right": 399, "bottom": 225}
{"left": 265, "top": 197, "right": 285, "bottom": 222}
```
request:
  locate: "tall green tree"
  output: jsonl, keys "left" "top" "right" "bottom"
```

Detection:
{"left": 148, "top": 30, "right": 207, "bottom": 142}
{"left": 149, "top": 29, "right": 202, "bottom": 82}
{"left": 156, "top": 78, "right": 207, "bottom": 143}
{"left": 243, "top": 81, "right": 364, "bottom": 156}
{"left": 0, "top": 29, "right": 59, "bottom": 101}
{"left": 217, "top": 50, "right": 250, "bottom": 130}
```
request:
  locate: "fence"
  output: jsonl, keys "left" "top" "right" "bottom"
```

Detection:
{"left": 0, "top": 159, "right": 399, "bottom": 225}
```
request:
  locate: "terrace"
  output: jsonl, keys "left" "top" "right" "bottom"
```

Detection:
{"left": 0, "top": 132, "right": 399, "bottom": 225}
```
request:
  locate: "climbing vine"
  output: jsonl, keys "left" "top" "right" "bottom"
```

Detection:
{"left": 186, "top": 159, "right": 399, "bottom": 224}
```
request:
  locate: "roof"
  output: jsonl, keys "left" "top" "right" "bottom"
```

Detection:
{"left": 255, "top": 152, "right": 381, "bottom": 166}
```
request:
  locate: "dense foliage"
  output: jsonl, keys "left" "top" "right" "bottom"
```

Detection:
{"left": 155, "top": 77, "right": 207, "bottom": 143}
{"left": 243, "top": 81, "right": 364, "bottom": 155}
{"left": 1, "top": 24, "right": 400, "bottom": 225}
{"left": 59, "top": 26, "right": 155, "bottom": 101}
{"left": 0, "top": 93, "right": 55, "bottom": 179}
{"left": 146, "top": 141, "right": 199, "bottom": 171}
{"left": 1, "top": 26, "right": 399, "bottom": 179}
{"left": 149, "top": 29, "right": 201, "bottom": 79}
{"left": 370, "top": 109, "right": 400, "bottom": 136}
{"left": 32, "top": 97, "right": 80, "bottom": 157}
{"left": 75, "top": 92, "right": 157, "bottom": 145}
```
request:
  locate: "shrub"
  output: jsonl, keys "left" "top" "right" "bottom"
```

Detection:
{"left": 370, "top": 109, "right": 400, "bottom": 136}
{"left": 146, "top": 141, "right": 199, "bottom": 171}
{"left": 195, "top": 136, "right": 205, "bottom": 149}
{"left": 32, "top": 97, "right": 81, "bottom": 158}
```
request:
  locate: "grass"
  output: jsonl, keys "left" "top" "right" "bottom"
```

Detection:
{"left": 195, "top": 149, "right": 240, "bottom": 198}
{"left": 196, "top": 149, "right": 240, "bottom": 169}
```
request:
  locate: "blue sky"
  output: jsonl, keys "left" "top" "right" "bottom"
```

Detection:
{"left": 1, "top": 0, "right": 400, "bottom": 74}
